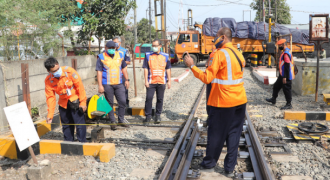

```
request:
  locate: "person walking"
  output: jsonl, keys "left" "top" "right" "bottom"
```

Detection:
{"left": 266, "top": 39, "right": 294, "bottom": 110}
{"left": 184, "top": 27, "right": 247, "bottom": 178}
{"left": 44, "top": 57, "right": 87, "bottom": 142}
{"left": 143, "top": 39, "right": 171, "bottom": 124}
{"left": 96, "top": 41, "right": 130, "bottom": 130}
{"left": 113, "top": 36, "right": 131, "bottom": 107}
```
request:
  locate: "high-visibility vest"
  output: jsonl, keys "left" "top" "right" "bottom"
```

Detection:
{"left": 118, "top": 46, "right": 127, "bottom": 59}
{"left": 146, "top": 52, "right": 169, "bottom": 84}
{"left": 45, "top": 66, "right": 87, "bottom": 119}
{"left": 279, "top": 48, "right": 295, "bottom": 80}
{"left": 98, "top": 51, "right": 123, "bottom": 85}
{"left": 207, "top": 49, "right": 218, "bottom": 67}
{"left": 199, "top": 44, "right": 247, "bottom": 108}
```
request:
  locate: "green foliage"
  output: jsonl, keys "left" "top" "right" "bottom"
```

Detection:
{"left": 74, "top": 49, "right": 95, "bottom": 56}
{"left": 78, "top": 0, "right": 136, "bottom": 51}
{"left": 250, "top": 0, "right": 291, "bottom": 24}
{"left": 137, "top": 18, "right": 157, "bottom": 44}
{"left": 0, "top": 0, "right": 80, "bottom": 60}
{"left": 31, "top": 107, "right": 39, "bottom": 118}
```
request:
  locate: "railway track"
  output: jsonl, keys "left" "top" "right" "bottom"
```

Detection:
{"left": 158, "top": 84, "right": 275, "bottom": 180}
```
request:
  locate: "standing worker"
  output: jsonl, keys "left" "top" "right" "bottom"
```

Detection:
{"left": 143, "top": 39, "right": 171, "bottom": 124}
{"left": 96, "top": 41, "right": 130, "bottom": 130}
{"left": 320, "top": 48, "right": 326, "bottom": 59}
{"left": 184, "top": 27, "right": 247, "bottom": 178}
{"left": 113, "top": 36, "right": 131, "bottom": 107}
{"left": 44, "top": 57, "right": 87, "bottom": 142}
{"left": 266, "top": 39, "right": 294, "bottom": 110}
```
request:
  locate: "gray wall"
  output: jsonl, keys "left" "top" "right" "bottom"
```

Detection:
{"left": 0, "top": 55, "right": 96, "bottom": 132}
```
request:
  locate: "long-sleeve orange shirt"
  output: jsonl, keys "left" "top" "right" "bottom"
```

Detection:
{"left": 45, "top": 66, "right": 87, "bottom": 119}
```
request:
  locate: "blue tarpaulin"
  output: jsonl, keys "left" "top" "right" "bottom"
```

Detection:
{"left": 202, "top": 17, "right": 311, "bottom": 45}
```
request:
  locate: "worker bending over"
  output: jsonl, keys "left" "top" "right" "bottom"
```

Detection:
{"left": 113, "top": 36, "right": 131, "bottom": 107}
{"left": 44, "top": 57, "right": 87, "bottom": 142}
{"left": 143, "top": 39, "right": 171, "bottom": 124}
{"left": 266, "top": 39, "right": 294, "bottom": 110}
{"left": 96, "top": 41, "right": 130, "bottom": 130}
{"left": 184, "top": 27, "right": 247, "bottom": 178}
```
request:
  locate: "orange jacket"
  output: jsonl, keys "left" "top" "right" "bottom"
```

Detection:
{"left": 191, "top": 42, "right": 247, "bottom": 108}
{"left": 45, "top": 66, "right": 87, "bottom": 119}
{"left": 207, "top": 49, "right": 218, "bottom": 67}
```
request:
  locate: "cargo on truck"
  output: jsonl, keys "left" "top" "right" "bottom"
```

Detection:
{"left": 175, "top": 17, "right": 315, "bottom": 66}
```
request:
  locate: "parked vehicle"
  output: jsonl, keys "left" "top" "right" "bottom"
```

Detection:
{"left": 170, "top": 48, "right": 178, "bottom": 64}
{"left": 133, "top": 43, "right": 163, "bottom": 60}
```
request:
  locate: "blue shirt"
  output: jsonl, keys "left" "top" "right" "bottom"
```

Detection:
{"left": 118, "top": 46, "right": 131, "bottom": 62}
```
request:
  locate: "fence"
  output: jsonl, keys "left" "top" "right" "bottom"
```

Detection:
{"left": 0, "top": 55, "right": 97, "bottom": 132}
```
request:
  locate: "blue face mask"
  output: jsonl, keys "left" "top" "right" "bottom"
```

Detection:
{"left": 52, "top": 67, "right": 62, "bottom": 78}
{"left": 108, "top": 49, "right": 116, "bottom": 55}
{"left": 214, "top": 36, "right": 224, "bottom": 49}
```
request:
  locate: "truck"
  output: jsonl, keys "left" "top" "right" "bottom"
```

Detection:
{"left": 175, "top": 18, "right": 315, "bottom": 66}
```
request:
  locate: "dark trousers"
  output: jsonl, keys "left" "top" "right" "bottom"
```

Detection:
{"left": 201, "top": 104, "right": 246, "bottom": 171}
{"left": 206, "top": 83, "right": 212, "bottom": 115}
{"left": 272, "top": 76, "right": 292, "bottom": 103}
{"left": 103, "top": 84, "right": 126, "bottom": 123}
{"left": 145, "top": 84, "right": 166, "bottom": 117}
{"left": 122, "top": 76, "right": 129, "bottom": 106}
{"left": 59, "top": 104, "right": 87, "bottom": 142}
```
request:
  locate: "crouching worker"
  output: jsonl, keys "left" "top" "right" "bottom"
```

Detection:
{"left": 44, "top": 57, "right": 87, "bottom": 142}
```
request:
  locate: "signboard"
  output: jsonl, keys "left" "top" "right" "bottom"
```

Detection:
{"left": 309, "top": 14, "right": 329, "bottom": 42}
{"left": 4, "top": 102, "right": 40, "bottom": 151}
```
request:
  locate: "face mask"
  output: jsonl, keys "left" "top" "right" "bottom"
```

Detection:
{"left": 52, "top": 67, "right": 62, "bottom": 78}
{"left": 108, "top": 49, "right": 116, "bottom": 55}
{"left": 279, "top": 46, "right": 284, "bottom": 51}
{"left": 152, "top": 47, "right": 159, "bottom": 53}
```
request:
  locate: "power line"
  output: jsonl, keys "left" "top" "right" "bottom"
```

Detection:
{"left": 167, "top": 12, "right": 178, "bottom": 29}
{"left": 167, "top": 0, "right": 233, "bottom": 6}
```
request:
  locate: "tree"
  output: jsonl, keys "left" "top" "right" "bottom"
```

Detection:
{"left": 250, "top": 0, "right": 291, "bottom": 24}
{"left": 78, "top": 0, "right": 136, "bottom": 54}
{"left": 136, "top": 18, "right": 157, "bottom": 43}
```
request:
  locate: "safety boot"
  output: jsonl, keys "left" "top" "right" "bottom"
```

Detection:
{"left": 225, "top": 171, "right": 236, "bottom": 178}
{"left": 266, "top": 97, "right": 276, "bottom": 104}
{"left": 154, "top": 115, "right": 161, "bottom": 124}
{"left": 281, "top": 103, "right": 292, "bottom": 110}
{"left": 143, "top": 117, "right": 151, "bottom": 126}
{"left": 110, "top": 124, "right": 117, "bottom": 130}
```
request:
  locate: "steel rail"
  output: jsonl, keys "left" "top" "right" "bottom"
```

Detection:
{"left": 245, "top": 109, "right": 275, "bottom": 180}
{"left": 158, "top": 84, "right": 206, "bottom": 180}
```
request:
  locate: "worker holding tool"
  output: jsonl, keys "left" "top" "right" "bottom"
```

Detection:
{"left": 184, "top": 27, "right": 247, "bottom": 178}
{"left": 113, "top": 36, "right": 131, "bottom": 107}
{"left": 96, "top": 41, "right": 130, "bottom": 130}
{"left": 44, "top": 57, "right": 87, "bottom": 142}
{"left": 143, "top": 39, "right": 171, "bottom": 125}
{"left": 266, "top": 39, "right": 294, "bottom": 110}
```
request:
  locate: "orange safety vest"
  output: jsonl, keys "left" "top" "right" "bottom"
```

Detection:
{"left": 279, "top": 48, "right": 295, "bottom": 80}
{"left": 191, "top": 42, "right": 247, "bottom": 108}
{"left": 146, "top": 52, "right": 169, "bottom": 84}
{"left": 207, "top": 49, "right": 218, "bottom": 67}
{"left": 98, "top": 51, "right": 123, "bottom": 85}
{"left": 45, "top": 66, "right": 87, "bottom": 119}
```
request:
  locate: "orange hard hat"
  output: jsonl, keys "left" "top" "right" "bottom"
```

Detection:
{"left": 277, "top": 39, "right": 286, "bottom": 45}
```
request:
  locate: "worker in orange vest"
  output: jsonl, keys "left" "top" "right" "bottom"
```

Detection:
{"left": 184, "top": 27, "right": 247, "bottom": 178}
{"left": 45, "top": 57, "right": 87, "bottom": 142}
{"left": 143, "top": 39, "right": 171, "bottom": 124}
{"left": 96, "top": 41, "right": 130, "bottom": 130}
{"left": 266, "top": 39, "right": 294, "bottom": 109}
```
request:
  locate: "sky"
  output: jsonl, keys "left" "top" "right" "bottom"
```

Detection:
{"left": 125, "top": 0, "right": 330, "bottom": 32}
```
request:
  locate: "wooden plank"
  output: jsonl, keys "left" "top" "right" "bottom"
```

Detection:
{"left": 21, "top": 63, "right": 31, "bottom": 116}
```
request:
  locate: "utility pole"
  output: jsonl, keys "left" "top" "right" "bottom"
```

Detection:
{"left": 134, "top": 0, "right": 137, "bottom": 44}
{"left": 262, "top": 0, "right": 265, "bottom": 23}
{"left": 164, "top": 0, "right": 167, "bottom": 46}
{"left": 149, "top": 0, "right": 152, "bottom": 43}
{"left": 275, "top": 0, "right": 277, "bottom": 23}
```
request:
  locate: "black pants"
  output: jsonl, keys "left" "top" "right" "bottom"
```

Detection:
{"left": 206, "top": 83, "right": 212, "bottom": 115}
{"left": 122, "top": 76, "right": 129, "bottom": 106}
{"left": 145, "top": 84, "right": 166, "bottom": 118}
{"left": 201, "top": 104, "right": 246, "bottom": 171}
{"left": 272, "top": 76, "right": 292, "bottom": 103}
{"left": 59, "top": 103, "right": 87, "bottom": 142}
{"left": 103, "top": 84, "right": 126, "bottom": 123}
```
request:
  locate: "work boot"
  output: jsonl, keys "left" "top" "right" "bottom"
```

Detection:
{"left": 225, "top": 171, "right": 236, "bottom": 178}
{"left": 143, "top": 117, "right": 151, "bottom": 126}
{"left": 118, "top": 122, "right": 129, "bottom": 128}
{"left": 110, "top": 124, "right": 117, "bottom": 130}
{"left": 266, "top": 97, "right": 276, "bottom": 104}
{"left": 154, "top": 115, "right": 161, "bottom": 124}
{"left": 280, "top": 103, "right": 292, "bottom": 110}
